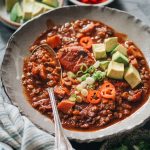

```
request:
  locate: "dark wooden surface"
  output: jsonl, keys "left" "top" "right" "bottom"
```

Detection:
{"left": 0, "top": 0, "right": 150, "bottom": 149}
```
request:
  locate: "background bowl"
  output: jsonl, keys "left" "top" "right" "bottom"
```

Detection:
{"left": 0, "top": 0, "right": 64, "bottom": 30}
{"left": 69, "top": 0, "right": 114, "bottom": 6}
{"left": 1, "top": 6, "right": 150, "bottom": 142}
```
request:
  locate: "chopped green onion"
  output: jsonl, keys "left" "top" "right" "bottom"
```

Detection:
{"left": 81, "top": 89, "right": 88, "bottom": 97}
{"left": 92, "top": 71, "right": 106, "bottom": 81}
{"left": 69, "top": 94, "right": 77, "bottom": 102}
{"left": 87, "top": 84, "right": 95, "bottom": 90}
{"left": 76, "top": 71, "right": 84, "bottom": 77}
{"left": 71, "top": 93, "right": 77, "bottom": 97}
{"left": 76, "top": 84, "right": 82, "bottom": 91}
{"left": 87, "top": 66, "right": 96, "bottom": 73}
{"left": 80, "top": 81, "right": 87, "bottom": 88}
{"left": 67, "top": 71, "right": 76, "bottom": 79}
{"left": 80, "top": 73, "right": 90, "bottom": 81}
{"left": 86, "top": 77, "right": 95, "bottom": 85}
{"left": 76, "top": 96, "right": 82, "bottom": 103}
{"left": 80, "top": 63, "right": 88, "bottom": 73}
{"left": 77, "top": 77, "right": 82, "bottom": 82}
{"left": 93, "top": 61, "right": 100, "bottom": 68}
{"left": 69, "top": 97, "right": 76, "bottom": 102}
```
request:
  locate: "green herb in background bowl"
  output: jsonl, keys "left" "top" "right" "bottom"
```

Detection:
{"left": 100, "top": 130, "right": 150, "bottom": 150}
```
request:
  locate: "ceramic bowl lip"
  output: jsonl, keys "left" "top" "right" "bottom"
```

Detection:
{"left": 0, "top": 0, "right": 64, "bottom": 30}
{"left": 0, "top": 15, "right": 20, "bottom": 28}
{"left": 69, "top": 0, "right": 114, "bottom": 6}
{"left": 1, "top": 5, "right": 150, "bottom": 143}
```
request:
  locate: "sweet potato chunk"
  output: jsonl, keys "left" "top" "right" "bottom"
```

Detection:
{"left": 54, "top": 85, "right": 66, "bottom": 99}
{"left": 47, "top": 35, "right": 61, "bottom": 49}
{"left": 57, "top": 100, "right": 75, "bottom": 114}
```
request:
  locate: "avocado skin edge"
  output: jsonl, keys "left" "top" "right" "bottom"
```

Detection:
{"left": 10, "top": 2, "right": 23, "bottom": 23}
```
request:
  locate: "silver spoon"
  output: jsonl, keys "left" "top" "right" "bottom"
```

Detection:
{"left": 47, "top": 88, "right": 74, "bottom": 150}
{"left": 32, "top": 44, "right": 74, "bottom": 150}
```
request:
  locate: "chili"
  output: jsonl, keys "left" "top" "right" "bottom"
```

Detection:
{"left": 87, "top": 90, "right": 101, "bottom": 104}
{"left": 79, "top": 36, "right": 93, "bottom": 49}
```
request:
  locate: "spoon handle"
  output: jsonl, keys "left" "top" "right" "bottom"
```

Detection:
{"left": 47, "top": 88, "right": 74, "bottom": 150}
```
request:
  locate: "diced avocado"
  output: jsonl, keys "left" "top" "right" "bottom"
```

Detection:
{"left": 107, "top": 61, "right": 124, "bottom": 79}
{"left": 99, "top": 61, "right": 110, "bottom": 70}
{"left": 42, "top": 0, "right": 58, "bottom": 8}
{"left": 92, "top": 44, "right": 107, "bottom": 59}
{"left": 32, "top": 2, "right": 44, "bottom": 17}
{"left": 111, "top": 44, "right": 127, "bottom": 56}
{"left": 22, "top": 0, "right": 34, "bottom": 20}
{"left": 35, "top": 2, "right": 54, "bottom": 12}
{"left": 10, "top": 2, "right": 23, "bottom": 23}
{"left": 23, "top": 0, "right": 35, "bottom": 3}
{"left": 112, "top": 51, "right": 129, "bottom": 66}
{"left": 124, "top": 64, "right": 141, "bottom": 89}
{"left": 5, "top": 0, "right": 17, "bottom": 12}
{"left": 104, "top": 37, "right": 119, "bottom": 52}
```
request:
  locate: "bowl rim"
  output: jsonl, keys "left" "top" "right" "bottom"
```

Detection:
{"left": 1, "top": 5, "right": 150, "bottom": 143}
{"left": 0, "top": 15, "right": 20, "bottom": 29}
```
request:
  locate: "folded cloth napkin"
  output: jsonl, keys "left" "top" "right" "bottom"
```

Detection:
{"left": 0, "top": 93, "right": 54, "bottom": 150}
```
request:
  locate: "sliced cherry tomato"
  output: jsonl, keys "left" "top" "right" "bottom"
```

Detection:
{"left": 100, "top": 0, "right": 107, "bottom": 2}
{"left": 81, "top": 0, "right": 89, "bottom": 3}
{"left": 79, "top": 36, "right": 93, "bottom": 49}
{"left": 91, "top": 0, "right": 97, "bottom": 3}
{"left": 87, "top": 90, "right": 101, "bottom": 104}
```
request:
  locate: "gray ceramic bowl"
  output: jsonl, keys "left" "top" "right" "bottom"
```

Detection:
{"left": 1, "top": 6, "right": 150, "bottom": 142}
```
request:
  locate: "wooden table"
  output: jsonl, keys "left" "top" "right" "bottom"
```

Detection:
{"left": 0, "top": 0, "right": 150, "bottom": 149}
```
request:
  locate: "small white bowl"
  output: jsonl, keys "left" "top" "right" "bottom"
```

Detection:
{"left": 69, "top": 0, "right": 114, "bottom": 6}
{"left": 0, "top": 0, "right": 64, "bottom": 30}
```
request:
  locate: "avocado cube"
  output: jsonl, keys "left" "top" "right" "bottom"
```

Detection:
{"left": 124, "top": 64, "right": 141, "bottom": 89}
{"left": 32, "top": 2, "right": 44, "bottom": 17}
{"left": 104, "top": 37, "right": 119, "bottom": 52}
{"left": 111, "top": 44, "right": 127, "bottom": 56}
{"left": 23, "top": 0, "right": 34, "bottom": 20}
{"left": 112, "top": 51, "right": 129, "bottom": 66}
{"left": 10, "top": 2, "right": 23, "bottom": 23}
{"left": 5, "top": 0, "right": 17, "bottom": 12}
{"left": 42, "top": 0, "right": 58, "bottom": 8}
{"left": 92, "top": 44, "right": 107, "bottom": 59}
{"left": 99, "top": 61, "right": 110, "bottom": 70}
{"left": 35, "top": 2, "right": 54, "bottom": 12}
{"left": 107, "top": 61, "right": 124, "bottom": 79}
